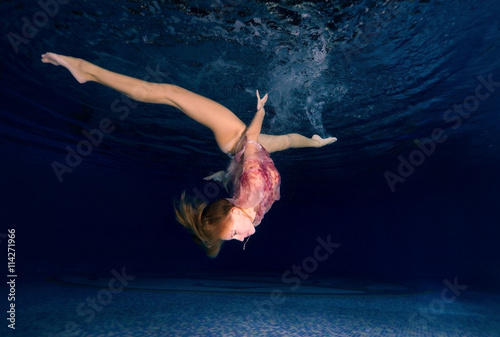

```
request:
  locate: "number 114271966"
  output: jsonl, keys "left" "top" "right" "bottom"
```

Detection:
{"left": 7, "top": 229, "right": 16, "bottom": 276}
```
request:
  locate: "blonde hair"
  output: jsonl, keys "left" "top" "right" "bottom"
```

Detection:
{"left": 174, "top": 192, "right": 234, "bottom": 257}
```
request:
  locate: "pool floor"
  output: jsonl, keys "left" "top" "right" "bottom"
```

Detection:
{"left": 10, "top": 272, "right": 500, "bottom": 336}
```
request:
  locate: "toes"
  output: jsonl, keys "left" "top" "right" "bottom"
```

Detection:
{"left": 41, "top": 53, "right": 59, "bottom": 66}
{"left": 311, "top": 135, "right": 337, "bottom": 147}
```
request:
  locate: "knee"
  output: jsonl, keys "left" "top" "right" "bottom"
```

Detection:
{"left": 161, "top": 84, "right": 185, "bottom": 105}
{"left": 165, "top": 84, "right": 190, "bottom": 96}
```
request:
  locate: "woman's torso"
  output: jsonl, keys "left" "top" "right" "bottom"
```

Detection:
{"left": 226, "top": 138, "right": 281, "bottom": 225}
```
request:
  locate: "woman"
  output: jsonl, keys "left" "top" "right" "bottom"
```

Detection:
{"left": 41, "top": 52, "right": 337, "bottom": 257}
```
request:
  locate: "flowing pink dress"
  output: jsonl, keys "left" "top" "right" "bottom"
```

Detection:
{"left": 226, "top": 138, "right": 281, "bottom": 225}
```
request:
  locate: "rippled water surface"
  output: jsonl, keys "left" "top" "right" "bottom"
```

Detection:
{"left": 3, "top": 0, "right": 500, "bottom": 181}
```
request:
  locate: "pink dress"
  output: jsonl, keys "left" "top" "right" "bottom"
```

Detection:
{"left": 226, "top": 138, "right": 281, "bottom": 225}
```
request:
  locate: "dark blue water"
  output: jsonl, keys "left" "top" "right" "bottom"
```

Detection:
{"left": 1, "top": 1, "right": 500, "bottom": 334}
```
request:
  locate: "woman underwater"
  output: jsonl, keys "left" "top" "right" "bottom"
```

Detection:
{"left": 41, "top": 52, "right": 337, "bottom": 257}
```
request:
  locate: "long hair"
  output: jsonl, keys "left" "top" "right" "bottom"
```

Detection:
{"left": 174, "top": 192, "right": 234, "bottom": 257}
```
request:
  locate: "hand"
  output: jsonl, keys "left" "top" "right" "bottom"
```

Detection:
{"left": 203, "top": 170, "right": 226, "bottom": 182}
{"left": 256, "top": 90, "right": 268, "bottom": 111}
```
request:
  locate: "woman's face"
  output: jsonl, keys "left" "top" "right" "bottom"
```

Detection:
{"left": 221, "top": 208, "right": 255, "bottom": 241}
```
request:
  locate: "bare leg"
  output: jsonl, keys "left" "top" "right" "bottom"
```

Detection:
{"left": 258, "top": 134, "right": 337, "bottom": 154}
{"left": 41, "top": 52, "right": 246, "bottom": 153}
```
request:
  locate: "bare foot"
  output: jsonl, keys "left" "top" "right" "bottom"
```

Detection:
{"left": 312, "top": 134, "right": 337, "bottom": 147}
{"left": 41, "top": 52, "right": 93, "bottom": 83}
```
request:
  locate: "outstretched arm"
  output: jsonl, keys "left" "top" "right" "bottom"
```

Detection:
{"left": 245, "top": 90, "right": 268, "bottom": 142}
